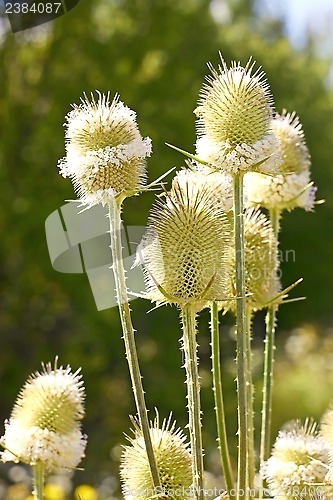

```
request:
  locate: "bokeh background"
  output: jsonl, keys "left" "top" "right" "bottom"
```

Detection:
{"left": 1, "top": 0, "right": 333, "bottom": 497}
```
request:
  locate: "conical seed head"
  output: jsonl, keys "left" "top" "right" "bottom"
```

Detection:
{"left": 228, "top": 209, "right": 280, "bottom": 312}
{"left": 1, "top": 361, "right": 87, "bottom": 471}
{"left": 137, "top": 172, "right": 232, "bottom": 309}
{"left": 196, "top": 59, "right": 272, "bottom": 146}
{"left": 58, "top": 92, "right": 151, "bottom": 206}
{"left": 120, "top": 416, "right": 192, "bottom": 499}
{"left": 194, "top": 57, "right": 279, "bottom": 174}
{"left": 262, "top": 420, "right": 329, "bottom": 497}
{"left": 11, "top": 363, "right": 85, "bottom": 434}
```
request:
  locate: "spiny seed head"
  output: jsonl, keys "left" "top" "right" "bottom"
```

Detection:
{"left": 120, "top": 414, "right": 192, "bottom": 500}
{"left": 195, "top": 56, "right": 279, "bottom": 174}
{"left": 1, "top": 359, "right": 87, "bottom": 472}
{"left": 262, "top": 419, "right": 329, "bottom": 498}
{"left": 227, "top": 209, "right": 280, "bottom": 312}
{"left": 136, "top": 170, "right": 232, "bottom": 310}
{"left": 58, "top": 91, "right": 151, "bottom": 206}
{"left": 244, "top": 110, "right": 316, "bottom": 212}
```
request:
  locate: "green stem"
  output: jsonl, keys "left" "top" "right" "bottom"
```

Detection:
{"left": 181, "top": 304, "right": 205, "bottom": 500}
{"left": 233, "top": 173, "right": 249, "bottom": 500}
{"left": 108, "top": 197, "right": 160, "bottom": 490}
{"left": 259, "top": 208, "right": 281, "bottom": 498}
{"left": 210, "top": 302, "right": 235, "bottom": 499}
{"left": 32, "top": 462, "right": 44, "bottom": 500}
{"left": 246, "top": 308, "right": 255, "bottom": 491}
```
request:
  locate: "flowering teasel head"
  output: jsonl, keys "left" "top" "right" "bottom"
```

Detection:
{"left": 226, "top": 208, "right": 280, "bottom": 313}
{"left": 58, "top": 92, "right": 152, "bottom": 206}
{"left": 1, "top": 359, "right": 87, "bottom": 472}
{"left": 136, "top": 169, "right": 232, "bottom": 310}
{"left": 194, "top": 56, "right": 279, "bottom": 175}
{"left": 262, "top": 419, "right": 329, "bottom": 498}
{"left": 120, "top": 414, "right": 192, "bottom": 500}
{"left": 245, "top": 110, "right": 316, "bottom": 212}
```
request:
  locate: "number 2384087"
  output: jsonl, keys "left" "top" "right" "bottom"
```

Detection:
{"left": 5, "top": 3, "right": 62, "bottom": 14}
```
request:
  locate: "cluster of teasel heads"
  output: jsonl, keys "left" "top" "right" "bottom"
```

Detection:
{"left": 1, "top": 54, "right": 330, "bottom": 500}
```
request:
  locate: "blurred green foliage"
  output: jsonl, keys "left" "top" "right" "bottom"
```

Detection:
{"left": 1, "top": 0, "right": 333, "bottom": 493}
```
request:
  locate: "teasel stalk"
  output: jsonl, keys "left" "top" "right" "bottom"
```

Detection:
{"left": 180, "top": 304, "right": 205, "bottom": 500}
{"left": 58, "top": 91, "right": 161, "bottom": 489}
{"left": 108, "top": 196, "right": 161, "bottom": 489}
{"left": 33, "top": 462, "right": 44, "bottom": 500}
{"left": 210, "top": 301, "right": 235, "bottom": 499}
{"left": 259, "top": 208, "right": 281, "bottom": 474}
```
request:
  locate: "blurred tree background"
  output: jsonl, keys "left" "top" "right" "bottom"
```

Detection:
{"left": 1, "top": 0, "right": 333, "bottom": 496}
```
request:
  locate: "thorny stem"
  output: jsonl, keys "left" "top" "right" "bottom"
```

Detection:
{"left": 259, "top": 208, "right": 281, "bottom": 499}
{"left": 108, "top": 196, "right": 161, "bottom": 490}
{"left": 181, "top": 304, "right": 205, "bottom": 500}
{"left": 210, "top": 302, "right": 235, "bottom": 499}
{"left": 33, "top": 462, "right": 44, "bottom": 500}
{"left": 233, "top": 173, "right": 249, "bottom": 500}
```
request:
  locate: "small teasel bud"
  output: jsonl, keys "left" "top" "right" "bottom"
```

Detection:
{"left": 227, "top": 208, "right": 280, "bottom": 312}
{"left": 195, "top": 55, "right": 279, "bottom": 174}
{"left": 120, "top": 414, "right": 192, "bottom": 500}
{"left": 262, "top": 419, "right": 329, "bottom": 498}
{"left": 136, "top": 169, "right": 232, "bottom": 310}
{"left": 245, "top": 110, "right": 316, "bottom": 212}
{"left": 58, "top": 91, "right": 152, "bottom": 206}
{"left": 1, "top": 359, "right": 87, "bottom": 472}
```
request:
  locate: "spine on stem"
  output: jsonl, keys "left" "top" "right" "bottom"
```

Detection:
{"left": 108, "top": 196, "right": 160, "bottom": 489}
{"left": 181, "top": 304, "right": 205, "bottom": 500}
{"left": 210, "top": 301, "right": 235, "bottom": 499}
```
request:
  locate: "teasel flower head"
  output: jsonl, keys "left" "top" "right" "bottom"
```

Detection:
{"left": 245, "top": 110, "right": 316, "bottom": 212}
{"left": 120, "top": 414, "right": 192, "bottom": 500}
{"left": 136, "top": 170, "right": 232, "bottom": 311}
{"left": 226, "top": 208, "right": 280, "bottom": 312}
{"left": 1, "top": 359, "right": 87, "bottom": 472}
{"left": 194, "top": 56, "right": 280, "bottom": 175}
{"left": 262, "top": 419, "right": 329, "bottom": 498}
{"left": 58, "top": 91, "right": 152, "bottom": 206}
